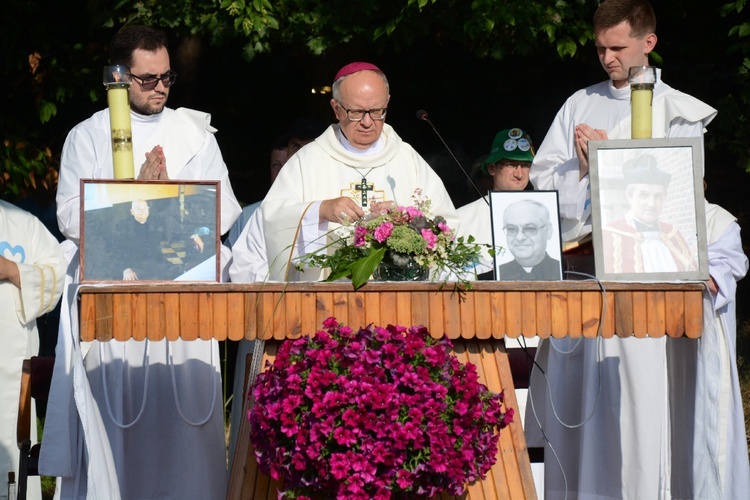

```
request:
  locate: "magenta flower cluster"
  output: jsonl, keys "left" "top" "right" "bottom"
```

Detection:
{"left": 248, "top": 318, "right": 512, "bottom": 499}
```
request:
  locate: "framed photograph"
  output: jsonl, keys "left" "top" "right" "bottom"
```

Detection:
{"left": 80, "top": 179, "right": 221, "bottom": 283}
{"left": 589, "top": 138, "right": 708, "bottom": 281}
{"left": 488, "top": 190, "right": 563, "bottom": 281}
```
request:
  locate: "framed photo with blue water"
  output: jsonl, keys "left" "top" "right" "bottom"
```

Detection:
{"left": 488, "top": 190, "right": 563, "bottom": 281}
{"left": 80, "top": 179, "right": 221, "bottom": 283}
{"left": 589, "top": 137, "right": 708, "bottom": 281}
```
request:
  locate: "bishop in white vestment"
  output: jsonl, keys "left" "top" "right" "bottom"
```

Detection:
{"left": 255, "top": 63, "right": 458, "bottom": 282}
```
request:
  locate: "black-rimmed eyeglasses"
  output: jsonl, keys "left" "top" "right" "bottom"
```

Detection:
{"left": 336, "top": 101, "right": 387, "bottom": 122}
{"left": 503, "top": 224, "right": 548, "bottom": 237}
{"left": 129, "top": 71, "right": 178, "bottom": 91}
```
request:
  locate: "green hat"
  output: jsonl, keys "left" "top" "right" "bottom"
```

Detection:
{"left": 482, "top": 128, "right": 535, "bottom": 173}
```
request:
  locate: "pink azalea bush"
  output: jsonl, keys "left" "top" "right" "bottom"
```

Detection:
{"left": 248, "top": 318, "right": 513, "bottom": 500}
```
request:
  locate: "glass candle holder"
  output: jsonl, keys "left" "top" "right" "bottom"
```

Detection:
{"left": 628, "top": 66, "right": 657, "bottom": 139}
{"left": 103, "top": 65, "right": 135, "bottom": 179}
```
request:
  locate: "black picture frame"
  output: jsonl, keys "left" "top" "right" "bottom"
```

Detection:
{"left": 488, "top": 190, "right": 564, "bottom": 281}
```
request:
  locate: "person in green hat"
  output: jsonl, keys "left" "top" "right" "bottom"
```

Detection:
{"left": 455, "top": 128, "right": 543, "bottom": 439}
{"left": 481, "top": 127, "right": 535, "bottom": 192}
{"left": 457, "top": 127, "right": 536, "bottom": 277}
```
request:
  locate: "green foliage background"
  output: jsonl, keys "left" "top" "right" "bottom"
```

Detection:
{"left": 2, "top": 0, "right": 748, "bottom": 199}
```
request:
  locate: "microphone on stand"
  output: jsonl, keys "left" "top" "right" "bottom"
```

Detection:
{"left": 416, "top": 109, "right": 488, "bottom": 205}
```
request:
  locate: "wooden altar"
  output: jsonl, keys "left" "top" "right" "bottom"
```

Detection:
{"left": 78, "top": 281, "right": 705, "bottom": 342}
{"left": 77, "top": 281, "right": 705, "bottom": 500}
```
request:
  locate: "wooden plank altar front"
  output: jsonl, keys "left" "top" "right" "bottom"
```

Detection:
{"left": 78, "top": 281, "right": 705, "bottom": 342}
{"left": 76, "top": 281, "right": 705, "bottom": 500}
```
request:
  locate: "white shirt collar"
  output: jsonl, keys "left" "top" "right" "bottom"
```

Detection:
{"left": 336, "top": 127, "right": 385, "bottom": 155}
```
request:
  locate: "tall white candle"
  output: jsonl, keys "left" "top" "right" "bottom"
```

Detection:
{"left": 631, "top": 85, "right": 653, "bottom": 139}
{"left": 103, "top": 65, "right": 135, "bottom": 179}
{"left": 628, "top": 66, "right": 657, "bottom": 140}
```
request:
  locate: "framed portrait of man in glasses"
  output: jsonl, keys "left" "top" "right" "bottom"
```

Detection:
{"left": 488, "top": 190, "right": 563, "bottom": 281}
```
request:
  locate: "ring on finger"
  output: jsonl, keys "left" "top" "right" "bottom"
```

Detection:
{"left": 339, "top": 211, "right": 347, "bottom": 220}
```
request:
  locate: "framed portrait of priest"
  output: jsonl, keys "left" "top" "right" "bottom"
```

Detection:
{"left": 589, "top": 138, "right": 708, "bottom": 281}
{"left": 488, "top": 190, "right": 564, "bottom": 281}
{"left": 80, "top": 179, "right": 221, "bottom": 283}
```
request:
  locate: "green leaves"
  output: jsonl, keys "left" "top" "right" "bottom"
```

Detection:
{"left": 4, "top": 0, "right": 750, "bottom": 200}
{"left": 320, "top": 245, "right": 386, "bottom": 290}
{"left": 350, "top": 247, "right": 386, "bottom": 290}
{"left": 1, "top": 139, "right": 56, "bottom": 200}
{"left": 729, "top": 22, "right": 750, "bottom": 38}
{"left": 38, "top": 101, "right": 57, "bottom": 124}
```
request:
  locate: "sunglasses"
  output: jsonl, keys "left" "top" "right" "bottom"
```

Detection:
{"left": 129, "top": 71, "right": 178, "bottom": 91}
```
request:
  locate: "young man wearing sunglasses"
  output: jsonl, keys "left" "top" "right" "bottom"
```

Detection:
{"left": 43, "top": 25, "right": 240, "bottom": 500}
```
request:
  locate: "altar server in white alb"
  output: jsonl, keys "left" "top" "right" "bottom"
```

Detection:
{"left": 228, "top": 119, "right": 328, "bottom": 282}
{"left": 256, "top": 62, "right": 459, "bottom": 281}
{"left": 525, "top": 1, "right": 728, "bottom": 499}
{"left": 686, "top": 200, "right": 749, "bottom": 498}
{"left": 530, "top": 0, "right": 716, "bottom": 247}
{"left": 40, "top": 25, "right": 241, "bottom": 499}
{"left": 0, "top": 200, "right": 65, "bottom": 500}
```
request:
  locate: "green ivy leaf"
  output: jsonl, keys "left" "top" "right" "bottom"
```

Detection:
{"left": 38, "top": 101, "right": 57, "bottom": 124}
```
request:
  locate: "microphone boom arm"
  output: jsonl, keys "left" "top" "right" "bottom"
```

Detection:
{"left": 416, "top": 109, "right": 489, "bottom": 206}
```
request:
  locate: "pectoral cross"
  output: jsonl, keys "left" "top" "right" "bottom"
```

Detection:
{"left": 355, "top": 178, "right": 374, "bottom": 207}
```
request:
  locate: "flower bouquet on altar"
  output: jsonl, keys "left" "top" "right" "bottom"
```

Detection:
{"left": 296, "top": 190, "right": 489, "bottom": 289}
{"left": 248, "top": 318, "right": 512, "bottom": 499}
